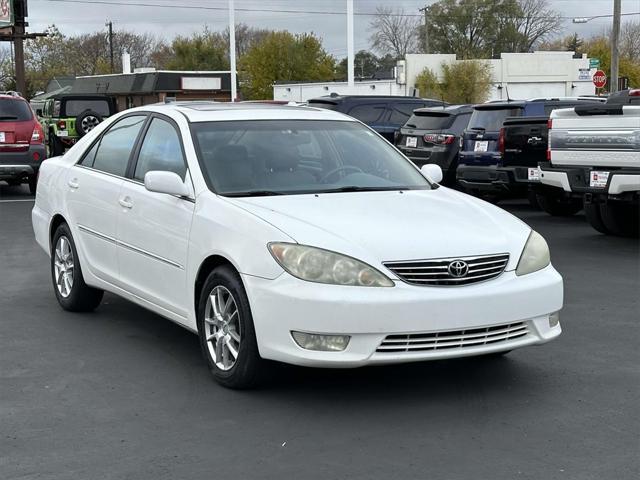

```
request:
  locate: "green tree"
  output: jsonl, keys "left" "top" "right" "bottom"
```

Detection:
{"left": 166, "top": 29, "right": 230, "bottom": 71}
{"left": 565, "top": 33, "right": 583, "bottom": 54}
{"left": 414, "top": 61, "right": 493, "bottom": 103}
{"left": 336, "top": 50, "right": 381, "bottom": 78}
{"left": 583, "top": 35, "right": 640, "bottom": 89}
{"left": 240, "top": 31, "right": 335, "bottom": 99}
{"left": 420, "top": 0, "right": 561, "bottom": 57}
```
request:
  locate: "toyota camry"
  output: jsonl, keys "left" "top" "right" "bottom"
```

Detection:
{"left": 32, "top": 102, "right": 563, "bottom": 388}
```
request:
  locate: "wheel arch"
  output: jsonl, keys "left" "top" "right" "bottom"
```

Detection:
{"left": 49, "top": 213, "right": 68, "bottom": 251}
{"left": 194, "top": 255, "right": 240, "bottom": 314}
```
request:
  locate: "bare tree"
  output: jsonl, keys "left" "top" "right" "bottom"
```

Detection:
{"left": 368, "top": 6, "right": 419, "bottom": 59}
{"left": 620, "top": 19, "right": 640, "bottom": 61}
{"left": 511, "top": 0, "right": 563, "bottom": 52}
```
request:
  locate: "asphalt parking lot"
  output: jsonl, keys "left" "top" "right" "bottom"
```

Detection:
{"left": 2, "top": 183, "right": 638, "bottom": 480}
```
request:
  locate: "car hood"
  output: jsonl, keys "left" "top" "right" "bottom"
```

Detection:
{"left": 226, "top": 188, "right": 530, "bottom": 274}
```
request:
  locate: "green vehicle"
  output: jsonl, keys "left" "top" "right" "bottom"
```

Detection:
{"left": 38, "top": 94, "right": 117, "bottom": 156}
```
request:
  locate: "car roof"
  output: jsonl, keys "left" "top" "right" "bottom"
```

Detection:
{"left": 308, "top": 95, "right": 438, "bottom": 104}
{"left": 474, "top": 101, "right": 526, "bottom": 109}
{"left": 129, "top": 101, "right": 357, "bottom": 123}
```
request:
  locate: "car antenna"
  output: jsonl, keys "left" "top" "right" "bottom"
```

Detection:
{"left": 505, "top": 84, "right": 511, "bottom": 102}
{"left": 440, "top": 93, "right": 446, "bottom": 109}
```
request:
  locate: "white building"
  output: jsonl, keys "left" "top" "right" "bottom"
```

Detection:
{"left": 274, "top": 51, "right": 597, "bottom": 102}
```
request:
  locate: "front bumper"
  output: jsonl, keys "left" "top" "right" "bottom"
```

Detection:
{"left": 456, "top": 165, "right": 531, "bottom": 194}
{"left": 243, "top": 266, "right": 563, "bottom": 367}
{"left": 0, "top": 145, "right": 46, "bottom": 180}
{"left": 539, "top": 165, "right": 640, "bottom": 200}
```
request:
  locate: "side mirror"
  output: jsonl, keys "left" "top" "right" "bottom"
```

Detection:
{"left": 421, "top": 163, "right": 443, "bottom": 184}
{"left": 144, "top": 171, "right": 190, "bottom": 197}
{"left": 36, "top": 109, "right": 43, "bottom": 117}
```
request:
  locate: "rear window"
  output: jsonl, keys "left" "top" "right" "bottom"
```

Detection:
{"left": 65, "top": 99, "right": 111, "bottom": 117}
{"left": 0, "top": 98, "right": 33, "bottom": 121}
{"left": 468, "top": 108, "right": 522, "bottom": 131}
{"left": 405, "top": 113, "right": 453, "bottom": 130}
{"left": 308, "top": 101, "right": 339, "bottom": 111}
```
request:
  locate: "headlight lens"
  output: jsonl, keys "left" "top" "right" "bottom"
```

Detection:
{"left": 516, "top": 230, "right": 550, "bottom": 276}
{"left": 268, "top": 243, "right": 394, "bottom": 287}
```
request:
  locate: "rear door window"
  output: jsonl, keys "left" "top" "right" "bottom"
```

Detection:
{"left": 0, "top": 98, "right": 33, "bottom": 121}
{"left": 347, "top": 104, "right": 386, "bottom": 124}
{"left": 90, "top": 115, "right": 147, "bottom": 177}
{"left": 468, "top": 108, "right": 522, "bottom": 132}
{"left": 65, "top": 99, "right": 111, "bottom": 117}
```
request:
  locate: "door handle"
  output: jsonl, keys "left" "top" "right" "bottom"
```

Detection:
{"left": 118, "top": 197, "right": 134, "bottom": 209}
{"left": 68, "top": 178, "right": 79, "bottom": 189}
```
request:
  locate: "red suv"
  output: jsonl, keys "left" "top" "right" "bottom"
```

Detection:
{"left": 0, "top": 92, "right": 46, "bottom": 193}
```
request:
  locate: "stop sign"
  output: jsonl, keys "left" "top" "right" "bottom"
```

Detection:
{"left": 593, "top": 70, "right": 607, "bottom": 88}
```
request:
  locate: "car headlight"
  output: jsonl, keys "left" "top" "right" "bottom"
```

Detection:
{"left": 516, "top": 230, "right": 550, "bottom": 276}
{"left": 268, "top": 243, "right": 394, "bottom": 287}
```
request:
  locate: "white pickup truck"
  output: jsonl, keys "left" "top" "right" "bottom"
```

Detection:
{"left": 539, "top": 103, "right": 640, "bottom": 237}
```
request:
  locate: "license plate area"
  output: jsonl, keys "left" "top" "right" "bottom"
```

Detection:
{"left": 528, "top": 167, "right": 540, "bottom": 181}
{"left": 405, "top": 136, "right": 417, "bottom": 148}
{"left": 474, "top": 140, "right": 488, "bottom": 152}
{"left": 57, "top": 130, "right": 68, "bottom": 137}
{"left": 589, "top": 171, "right": 609, "bottom": 188}
{"left": 0, "top": 132, "right": 5, "bottom": 142}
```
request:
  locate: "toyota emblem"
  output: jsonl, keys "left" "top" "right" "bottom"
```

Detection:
{"left": 447, "top": 260, "right": 469, "bottom": 278}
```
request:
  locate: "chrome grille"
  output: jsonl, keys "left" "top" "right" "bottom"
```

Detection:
{"left": 384, "top": 253, "right": 509, "bottom": 286}
{"left": 376, "top": 322, "right": 529, "bottom": 353}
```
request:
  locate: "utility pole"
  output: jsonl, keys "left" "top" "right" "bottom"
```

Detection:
{"left": 228, "top": 0, "right": 237, "bottom": 102}
{"left": 419, "top": 5, "right": 429, "bottom": 54}
{"left": 14, "top": 21, "right": 25, "bottom": 95}
{"left": 347, "top": 0, "right": 354, "bottom": 88}
{"left": 105, "top": 21, "right": 114, "bottom": 74}
{"left": 610, "top": 0, "right": 621, "bottom": 93}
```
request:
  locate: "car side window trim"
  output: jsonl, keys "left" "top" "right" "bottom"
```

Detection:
{"left": 74, "top": 112, "right": 150, "bottom": 178}
{"left": 126, "top": 112, "right": 189, "bottom": 182}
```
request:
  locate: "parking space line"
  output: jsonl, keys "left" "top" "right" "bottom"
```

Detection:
{"left": 0, "top": 199, "right": 35, "bottom": 203}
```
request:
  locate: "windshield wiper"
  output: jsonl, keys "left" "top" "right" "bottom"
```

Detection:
{"left": 224, "top": 190, "right": 286, "bottom": 197}
{"left": 405, "top": 123, "right": 417, "bottom": 128}
{"left": 319, "top": 186, "right": 408, "bottom": 194}
{"left": 0, "top": 115, "right": 18, "bottom": 120}
{"left": 469, "top": 126, "right": 486, "bottom": 131}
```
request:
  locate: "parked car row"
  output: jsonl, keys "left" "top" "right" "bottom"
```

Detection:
{"left": 320, "top": 91, "right": 635, "bottom": 238}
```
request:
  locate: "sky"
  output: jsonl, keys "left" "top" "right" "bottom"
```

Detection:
{"left": 25, "top": 0, "right": 640, "bottom": 59}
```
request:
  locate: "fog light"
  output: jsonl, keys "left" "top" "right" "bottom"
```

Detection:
{"left": 549, "top": 312, "right": 560, "bottom": 328}
{"left": 291, "top": 331, "right": 350, "bottom": 351}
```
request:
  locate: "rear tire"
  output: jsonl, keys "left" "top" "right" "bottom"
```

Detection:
{"left": 28, "top": 175, "right": 37, "bottom": 195}
{"left": 48, "top": 132, "right": 64, "bottom": 157}
{"left": 599, "top": 202, "right": 640, "bottom": 238}
{"left": 51, "top": 223, "right": 104, "bottom": 312}
{"left": 197, "top": 265, "right": 266, "bottom": 389}
{"left": 536, "top": 193, "right": 582, "bottom": 216}
{"left": 584, "top": 201, "right": 610, "bottom": 235}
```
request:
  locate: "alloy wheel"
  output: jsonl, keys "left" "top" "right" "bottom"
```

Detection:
{"left": 54, "top": 236, "right": 74, "bottom": 298}
{"left": 81, "top": 116, "right": 100, "bottom": 133}
{"left": 204, "top": 286, "right": 241, "bottom": 371}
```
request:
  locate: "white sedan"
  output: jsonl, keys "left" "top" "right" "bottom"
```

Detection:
{"left": 32, "top": 102, "right": 562, "bottom": 388}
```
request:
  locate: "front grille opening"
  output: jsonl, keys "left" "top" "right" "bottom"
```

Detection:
{"left": 376, "top": 322, "right": 528, "bottom": 353}
{"left": 384, "top": 253, "right": 509, "bottom": 286}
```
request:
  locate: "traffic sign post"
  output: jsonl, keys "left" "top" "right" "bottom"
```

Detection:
{"left": 593, "top": 70, "right": 607, "bottom": 90}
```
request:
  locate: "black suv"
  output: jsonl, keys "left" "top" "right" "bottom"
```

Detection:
{"left": 605, "top": 88, "right": 640, "bottom": 105}
{"left": 395, "top": 105, "right": 472, "bottom": 186}
{"left": 308, "top": 95, "right": 444, "bottom": 142}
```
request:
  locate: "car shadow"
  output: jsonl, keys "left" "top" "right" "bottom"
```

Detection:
{"left": 0, "top": 182, "right": 33, "bottom": 199}
{"left": 95, "top": 293, "right": 540, "bottom": 404}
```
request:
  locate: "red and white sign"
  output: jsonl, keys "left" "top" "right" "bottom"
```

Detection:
{"left": 593, "top": 70, "right": 607, "bottom": 89}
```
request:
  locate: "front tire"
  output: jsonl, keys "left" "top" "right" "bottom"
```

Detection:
{"left": 536, "top": 193, "right": 582, "bottom": 216}
{"left": 51, "top": 223, "right": 104, "bottom": 312}
{"left": 197, "top": 265, "right": 266, "bottom": 389}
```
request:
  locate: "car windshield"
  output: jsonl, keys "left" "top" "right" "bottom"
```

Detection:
{"left": 191, "top": 120, "right": 431, "bottom": 196}
{"left": 468, "top": 107, "right": 522, "bottom": 131}
{"left": 0, "top": 98, "right": 33, "bottom": 121}
{"left": 65, "top": 99, "right": 111, "bottom": 117}
{"left": 405, "top": 113, "right": 453, "bottom": 130}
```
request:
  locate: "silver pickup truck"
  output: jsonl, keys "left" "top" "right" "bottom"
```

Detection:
{"left": 539, "top": 103, "right": 640, "bottom": 237}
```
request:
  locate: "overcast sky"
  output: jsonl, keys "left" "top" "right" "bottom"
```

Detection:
{"left": 27, "top": 0, "right": 640, "bottom": 58}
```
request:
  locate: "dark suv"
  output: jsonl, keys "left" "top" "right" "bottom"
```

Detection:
{"left": 395, "top": 105, "right": 472, "bottom": 186}
{"left": 0, "top": 92, "right": 46, "bottom": 193}
{"left": 308, "top": 95, "right": 444, "bottom": 142}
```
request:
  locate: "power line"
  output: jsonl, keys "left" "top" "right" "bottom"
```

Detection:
{"left": 39, "top": 0, "right": 640, "bottom": 20}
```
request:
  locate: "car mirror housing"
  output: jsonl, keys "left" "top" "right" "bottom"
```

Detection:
{"left": 421, "top": 163, "right": 443, "bottom": 184}
{"left": 144, "top": 170, "right": 190, "bottom": 197}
